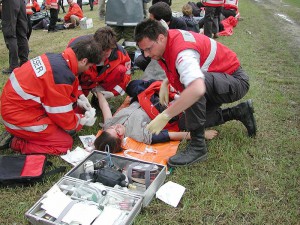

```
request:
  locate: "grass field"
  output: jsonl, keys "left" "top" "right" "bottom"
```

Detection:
{"left": 0, "top": 0, "right": 299, "bottom": 224}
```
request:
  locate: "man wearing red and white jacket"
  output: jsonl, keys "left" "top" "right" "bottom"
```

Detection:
{"left": 201, "top": 0, "right": 224, "bottom": 38}
{"left": 68, "top": 27, "right": 131, "bottom": 112}
{"left": 135, "top": 19, "right": 256, "bottom": 167}
{"left": 0, "top": 39, "right": 102, "bottom": 155}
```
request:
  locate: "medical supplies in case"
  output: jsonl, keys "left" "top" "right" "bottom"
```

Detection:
{"left": 65, "top": 150, "right": 167, "bottom": 207}
{"left": 25, "top": 177, "right": 143, "bottom": 225}
{"left": 25, "top": 150, "right": 167, "bottom": 225}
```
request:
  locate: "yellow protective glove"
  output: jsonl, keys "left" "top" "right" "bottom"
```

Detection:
{"left": 146, "top": 111, "right": 171, "bottom": 135}
{"left": 159, "top": 79, "right": 169, "bottom": 106}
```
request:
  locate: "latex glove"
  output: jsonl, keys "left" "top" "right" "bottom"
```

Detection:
{"left": 85, "top": 107, "right": 96, "bottom": 119}
{"left": 159, "top": 79, "right": 169, "bottom": 106}
{"left": 146, "top": 111, "right": 170, "bottom": 135}
{"left": 79, "top": 115, "right": 97, "bottom": 127}
{"left": 77, "top": 94, "right": 91, "bottom": 111}
{"left": 84, "top": 116, "right": 97, "bottom": 126}
{"left": 79, "top": 116, "right": 88, "bottom": 126}
{"left": 84, "top": 108, "right": 97, "bottom": 126}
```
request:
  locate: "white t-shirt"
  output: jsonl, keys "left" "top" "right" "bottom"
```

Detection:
{"left": 175, "top": 49, "right": 205, "bottom": 88}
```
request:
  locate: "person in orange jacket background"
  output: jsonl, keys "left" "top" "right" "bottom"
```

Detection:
{"left": 64, "top": 0, "right": 83, "bottom": 28}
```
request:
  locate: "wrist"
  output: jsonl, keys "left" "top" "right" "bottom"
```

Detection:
{"left": 161, "top": 111, "right": 171, "bottom": 120}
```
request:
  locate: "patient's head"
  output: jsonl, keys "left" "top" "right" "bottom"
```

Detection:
{"left": 93, "top": 124, "right": 125, "bottom": 153}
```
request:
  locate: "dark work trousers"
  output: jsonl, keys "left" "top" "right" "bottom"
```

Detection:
{"left": 48, "top": 8, "right": 58, "bottom": 31}
{"left": 183, "top": 67, "right": 249, "bottom": 131}
{"left": 204, "top": 67, "right": 250, "bottom": 128}
{"left": 111, "top": 26, "right": 136, "bottom": 55}
{"left": 77, "top": 0, "right": 83, "bottom": 9}
{"left": 89, "top": 0, "right": 94, "bottom": 10}
{"left": 58, "top": 0, "right": 66, "bottom": 13}
{"left": 222, "top": 8, "right": 237, "bottom": 18}
{"left": 204, "top": 6, "right": 222, "bottom": 38}
{"left": 2, "top": 0, "right": 29, "bottom": 70}
{"left": 27, "top": 15, "right": 32, "bottom": 40}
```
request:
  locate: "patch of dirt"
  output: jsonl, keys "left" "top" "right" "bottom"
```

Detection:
{"left": 251, "top": 0, "right": 300, "bottom": 60}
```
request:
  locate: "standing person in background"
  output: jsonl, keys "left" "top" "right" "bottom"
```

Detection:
{"left": 77, "top": 0, "right": 82, "bottom": 9}
{"left": 105, "top": 0, "right": 144, "bottom": 68}
{"left": 26, "top": 0, "right": 33, "bottom": 40}
{"left": 46, "top": 0, "right": 59, "bottom": 32}
{"left": 197, "top": 0, "right": 224, "bottom": 38}
{"left": 58, "top": 0, "right": 66, "bottom": 13}
{"left": 1, "top": 0, "right": 29, "bottom": 74}
{"left": 89, "top": 0, "right": 94, "bottom": 11}
{"left": 222, "top": 0, "right": 239, "bottom": 18}
{"left": 98, "top": 0, "right": 106, "bottom": 20}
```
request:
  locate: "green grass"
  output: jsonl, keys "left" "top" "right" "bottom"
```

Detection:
{"left": 0, "top": 0, "right": 300, "bottom": 224}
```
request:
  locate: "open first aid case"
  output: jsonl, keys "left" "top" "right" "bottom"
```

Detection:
{"left": 25, "top": 150, "right": 167, "bottom": 225}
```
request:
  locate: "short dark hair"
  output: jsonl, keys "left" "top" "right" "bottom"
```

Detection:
{"left": 135, "top": 19, "right": 168, "bottom": 43}
{"left": 152, "top": 0, "right": 172, "bottom": 6}
{"left": 149, "top": 2, "right": 172, "bottom": 22}
{"left": 94, "top": 26, "right": 117, "bottom": 51}
{"left": 70, "top": 39, "right": 102, "bottom": 64}
{"left": 94, "top": 131, "right": 123, "bottom": 154}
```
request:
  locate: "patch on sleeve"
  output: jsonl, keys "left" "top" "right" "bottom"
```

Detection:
{"left": 30, "top": 56, "right": 46, "bottom": 77}
{"left": 177, "top": 56, "right": 184, "bottom": 65}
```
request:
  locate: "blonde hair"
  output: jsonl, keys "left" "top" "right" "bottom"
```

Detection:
{"left": 182, "top": 4, "right": 193, "bottom": 17}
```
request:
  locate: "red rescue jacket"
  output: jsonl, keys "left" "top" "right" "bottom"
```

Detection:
{"left": 158, "top": 29, "right": 240, "bottom": 92}
{"left": 1, "top": 48, "right": 83, "bottom": 138}
{"left": 68, "top": 35, "right": 131, "bottom": 97}
{"left": 64, "top": 3, "right": 84, "bottom": 21}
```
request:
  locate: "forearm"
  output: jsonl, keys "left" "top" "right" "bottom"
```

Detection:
{"left": 168, "top": 132, "right": 191, "bottom": 141}
{"left": 96, "top": 92, "right": 112, "bottom": 121}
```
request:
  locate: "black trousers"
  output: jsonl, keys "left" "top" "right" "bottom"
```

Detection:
{"left": 89, "top": 0, "right": 94, "bottom": 10}
{"left": 27, "top": 15, "right": 32, "bottom": 40}
{"left": 2, "top": 0, "right": 29, "bottom": 69}
{"left": 184, "top": 67, "right": 250, "bottom": 131}
{"left": 48, "top": 8, "right": 58, "bottom": 31}
{"left": 204, "top": 6, "right": 222, "bottom": 38}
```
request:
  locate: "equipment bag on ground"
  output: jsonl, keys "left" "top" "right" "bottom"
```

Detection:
{"left": 0, "top": 155, "right": 66, "bottom": 185}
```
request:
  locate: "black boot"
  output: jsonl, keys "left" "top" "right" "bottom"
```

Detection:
{"left": 168, "top": 127, "right": 207, "bottom": 167}
{"left": 222, "top": 99, "right": 257, "bottom": 137}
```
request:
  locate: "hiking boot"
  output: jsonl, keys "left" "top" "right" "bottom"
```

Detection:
{"left": 168, "top": 127, "right": 207, "bottom": 167}
{"left": 222, "top": 99, "right": 257, "bottom": 137}
{"left": 0, "top": 131, "right": 14, "bottom": 150}
{"left": 2, "top": 68, "right": 13, "bottom": 74}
